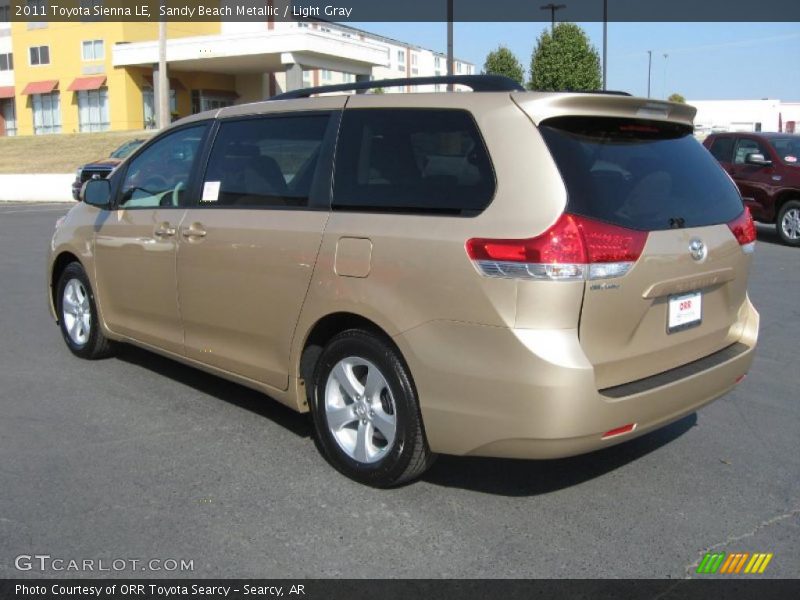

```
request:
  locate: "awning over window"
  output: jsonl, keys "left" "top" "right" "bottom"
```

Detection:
{"left": 21, "top": 80, "right": 59, "bottom": 95}
{"left": 0, "top": 86, "right": 14, "bottom": 99}
{"left": 143, "top": 75, "right": 186, "bottom": 91}
{"left": 67, "top": 76, "right": 107, "bottom": 92}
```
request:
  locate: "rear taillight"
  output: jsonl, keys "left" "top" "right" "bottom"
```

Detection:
{"left": 466, "top": 213, "right": 647, "bottom": 281}
{"left": 727, "top": 207, "right": 756, "bottom": 254}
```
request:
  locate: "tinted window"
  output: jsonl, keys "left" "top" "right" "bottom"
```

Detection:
{"left": 201, "top": 114, "right": 330, "bottom": 208}
{"left": 333, "top": 109, "right": 495, "bottom": 215}
{"left": 709, "top": 137, "right": 734, "bottom": 162}
{"left": 539, "top": 117, "right": 744, "bottom": 231}
{"left": 119, "top": 125, "right": 207, "bottom": 209}
{"left": 768, "top": 137, "right": 800, "bottom": 165}
{"left": 733, "top": 138, "right": 769, "bottom": 164}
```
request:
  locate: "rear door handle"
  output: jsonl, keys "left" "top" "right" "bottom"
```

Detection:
{"left": 154, "top": 223, "right": 176, "bottom": 237}
{"left": 182, "top": 223, "right": 207, "bottom": 239}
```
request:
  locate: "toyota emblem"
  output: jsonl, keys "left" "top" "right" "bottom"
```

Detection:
{"left": 689, "top": 238, "right": 707, "bottom": 262}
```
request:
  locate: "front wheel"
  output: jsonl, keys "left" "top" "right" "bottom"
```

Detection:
{"left": 56, "top": 262, "right": 114, "bottom": 359}
{"left": 310, "top": 329, "right": 434, "bottom": 487}
{"left": 777, "top": 199, "right": 800, "bottom": 247}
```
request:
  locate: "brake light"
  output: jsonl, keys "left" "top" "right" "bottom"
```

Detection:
{"left": 466, "top": 213, "right": 648, "bottom": 281}
{"left": 727, "top": 207, "right": 756, "bottom": 254}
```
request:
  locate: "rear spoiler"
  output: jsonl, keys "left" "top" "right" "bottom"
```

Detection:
{"left": 511, "top": 92, "right": 697, "bottom": 127}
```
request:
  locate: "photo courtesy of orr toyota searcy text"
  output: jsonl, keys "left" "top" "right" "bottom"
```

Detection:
{"left": 14, "top": 584, "right": 302, "bottom": 597}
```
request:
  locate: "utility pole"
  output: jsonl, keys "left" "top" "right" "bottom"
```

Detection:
{"left": 446, "top": 0, "right": 454, "bottom": 91}
{"left": 540, "top": 3, "right": 566, "bottom": 34}
{"left": 157, "top": 5, "right": 169, "bottom": 129}
{"left": 602, "top": 0, "right": 608, "bottom": 90}
{"left": 646, "top": 49, "right": 652, "bottom": 98}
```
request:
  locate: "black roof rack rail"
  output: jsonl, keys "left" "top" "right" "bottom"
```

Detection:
{"left": 269, "top": 74, "right": 525, "bottom": 100}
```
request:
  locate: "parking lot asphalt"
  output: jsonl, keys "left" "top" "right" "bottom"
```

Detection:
{"left": 0, "top": 201, "right": 798, "bottom": 580}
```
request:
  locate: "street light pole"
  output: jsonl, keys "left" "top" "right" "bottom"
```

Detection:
{"left": 447, "top": 0, "right": 454, "bottom": 91}
{"left": 602, "top": 0, "right": 607, "bottom": 90}
{"left": 646, "top": 49, "right": 652, "bottom": 98}
{"left": 662, "top": 53, "right": 669, "bottom": 99}
{"left": 157, "top": 6, "right": 169, "bottom": 129}
{"left": 540, "top": 3, "right": 566, "bottom": 34}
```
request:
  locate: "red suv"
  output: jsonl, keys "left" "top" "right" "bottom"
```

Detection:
{"left": 704, "top": 132, "right": 800, "bottom": 246}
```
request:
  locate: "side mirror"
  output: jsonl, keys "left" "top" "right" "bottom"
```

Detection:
{"left": 82, "top": 179, "right": 112, "bottom": 207}
{"left": 745, "top": 152, "right": 772, "bottom": 167}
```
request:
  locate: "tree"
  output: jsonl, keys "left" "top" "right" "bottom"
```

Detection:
{"left": 528, "top": 23, "right": 601, "bottom": 92}
{"left": 483, "top": 46, "right": 525, "bottom": 85}
{"left": 668, "top": 93, "right": 686, "bottom": 103}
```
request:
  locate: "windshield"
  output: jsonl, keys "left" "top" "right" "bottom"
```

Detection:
{"left": 768, "top": 137, "right": 800, "bottom": 165}
{"left": 110, "top": 140, "right": 144, "bottom": 159}
{"left": 539, "top": 117, "right": 744, "bottom": 231}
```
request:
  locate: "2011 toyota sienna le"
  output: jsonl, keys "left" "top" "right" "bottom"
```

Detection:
{"left": 48, "top": 75, "right": 759, "bottom": 487}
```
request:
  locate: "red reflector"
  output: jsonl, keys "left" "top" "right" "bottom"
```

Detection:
{"left": 735, "top": 374, "right": 747, "bottom": 384}
{"left": 602, "top": 423, "right": 636, "bottom": 439}
{"left": 727, "top": 207, "right": 756, "bottom": 246}
{"left": 465, "top": 213, "right": 647, "bottom": 264}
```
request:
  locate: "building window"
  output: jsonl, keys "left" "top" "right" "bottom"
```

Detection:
{"left": 397, "top": 49, "right": 405, "bottom": 64}
{"left": 82, "top": 40, "right": 104, "bottom": 61}
{"left": 32, "top": 91, "right": 61, "bottom": 135}
{"left": 435, "top": 56, "right": 441, "bottom": 69}
{"left": 411, "top": 54, "right": 418, "bottom": 66}
{"left": 29, "top": 45, "right": 50, "bottom": 66}
{"left": 302, "top": 70, "right": 312, "bottom": 87}
{"left": 0, "top": 3, "right": 10, "bottom": 22}
{"left": 1, "top": 99, "right": 17, "bottom": 136}
{"left": 78, "top": 88, "right": 109, "bottom": 132}
{"left": 321, "top": 69, "right": 332, "bottom": 82}
{"left": 456, "top": 62, "right": 462, "bottom": 74}
{"left": 142, "top": 88, "right": 177, "bottom": 129}
{"left": 0, "top": 53, "right": 13, "bottom": 72}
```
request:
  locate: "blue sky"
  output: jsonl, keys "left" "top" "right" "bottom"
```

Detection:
{"left": 347, "top": 22, "right": 800, "bottom": 100}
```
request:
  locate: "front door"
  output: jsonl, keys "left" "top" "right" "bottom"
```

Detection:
{"left": 93, "top": 123, "right": 209, "bottom": 355}
{"left": 176, "top": 109, "right": 340, "bottom": 389}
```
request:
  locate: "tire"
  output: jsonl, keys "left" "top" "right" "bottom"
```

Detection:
{"left": 56, "top": 262, "right": 115, "bottom": 359}
{"left": 310, "top": 329, "right": 435, "bottom": 487}
{"left": 776, "top": 199, "right": 800, "bottom": 247}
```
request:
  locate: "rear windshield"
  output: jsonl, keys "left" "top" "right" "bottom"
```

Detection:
{"left": 539, "top": 117, "right": 744, "bottom": 230}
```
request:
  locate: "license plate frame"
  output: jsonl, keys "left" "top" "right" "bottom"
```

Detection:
{"left": 667, "top": 291, "right": 702, "bottom": 334}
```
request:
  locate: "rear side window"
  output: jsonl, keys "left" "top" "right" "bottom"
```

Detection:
{"left": 202, "top": 114, "right": 330, "bottom": 208}
{"left": 539, "top": 117, "right": 744, "bottom": 231}
{"left": 708, "top": 137, "right": 734, "bottom": 162}
{"left": 333, "top": 109, "right": 495, "bottom": 215}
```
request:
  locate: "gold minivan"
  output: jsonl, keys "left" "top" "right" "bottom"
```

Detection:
{"left": 48, "top": 76, "right": 759, "bottom": 487}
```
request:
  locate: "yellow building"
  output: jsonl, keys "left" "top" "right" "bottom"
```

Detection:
{"left": 0, "top": 12, "right": 472, "bottom": 137}
{"left": 5, "top": 20, "right": 236, "bottom": 136}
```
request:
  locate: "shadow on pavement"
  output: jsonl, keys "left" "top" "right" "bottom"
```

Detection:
{"left": 113, "top": 344, "right": 698, "bottom": 496}
{"left": 755, "top": 223, "right": 786, "bottom": 247}
{"left": 114, "top": 344, "right": 313, "bottom": 439}
{"left": 422, "top": 413, "right": 697, "bottom": 496}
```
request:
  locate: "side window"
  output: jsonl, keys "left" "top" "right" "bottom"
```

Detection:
{"left": 201, "top": 114, "right": 330, "bottom": 208}
{"left": 333, "top": 109, "right": 495, "bottom": 215}
{"left": 119, "top": 125, "right": 207, "bottom": 209}
{"left": 733, "top": 138, "right": 768, "bottom": 165}
{"left": 708, "top": 137, "right": 734, "bottom": 163}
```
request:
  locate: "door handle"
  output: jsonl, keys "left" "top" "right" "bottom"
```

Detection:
{"left": 154, "top": 223, "right": 176, "bottom": 237}
{"left": 182, "top": 223, "right": 207, "bottom": 239}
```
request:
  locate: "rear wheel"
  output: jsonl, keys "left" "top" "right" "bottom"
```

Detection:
{"left": 310, "top": 329, "right": 434, "bottom": 487}
{"left": 777, "top": 199, "right": 800, "bottom": 247}
{"left": 56, "top": 262, "right": 114, "bottom": 359}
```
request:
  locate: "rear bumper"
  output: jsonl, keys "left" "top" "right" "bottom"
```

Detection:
{"left": 394, "top": 297, "right": 758, "bottom": 459}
